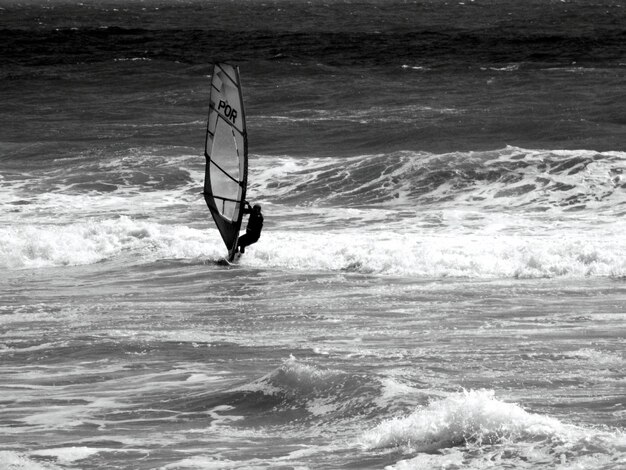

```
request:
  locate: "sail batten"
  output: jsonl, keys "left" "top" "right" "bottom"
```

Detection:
{"left": 208, "top": 107, "right": 246, "bottom": 135}
{"left": 209, "top": 157, "right": 242, "bottom": 185}
{"left": 204, "top": 63, "right": 248, "bottom": 261}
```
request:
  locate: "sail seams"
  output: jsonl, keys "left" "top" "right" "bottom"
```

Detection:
{"left": 215, "top": 64, "right": 239, "bottom": 87}
{"left": 231, "top": 127, "right": 241, "bottom": 157}
{"left": 210, "top": 194, "right": 242, "bottom": 204}
{"left": 208, "top": 105, "right": 245, "bottom": 135}
{"left": 207, "top": 156, "right": 242, "bottom": 186}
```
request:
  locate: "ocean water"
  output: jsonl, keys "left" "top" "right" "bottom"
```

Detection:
{"left": 1, "top": 0, "right": 626, "bottom": 468}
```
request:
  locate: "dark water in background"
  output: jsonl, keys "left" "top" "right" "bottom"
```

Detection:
{"left": 1, "top": 1, "right": 626, "bottom": 469}
{"left": 2, "top": 0, "right": 626, "bottom": 157}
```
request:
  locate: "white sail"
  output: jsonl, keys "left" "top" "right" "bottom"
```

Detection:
{"left": 204, "top": 64, "right": 248, "bottom": 260}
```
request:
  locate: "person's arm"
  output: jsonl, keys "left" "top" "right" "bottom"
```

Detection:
{"left": 243, "top": 201, "right": 252, "bottom": 214}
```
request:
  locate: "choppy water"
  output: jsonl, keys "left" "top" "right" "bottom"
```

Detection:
{"left": 1, "top": 0, "right": 625, "bottom": 468}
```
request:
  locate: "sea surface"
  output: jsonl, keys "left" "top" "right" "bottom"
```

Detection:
{"left": 1, "top": 0, "right": 626, "bottom": 469}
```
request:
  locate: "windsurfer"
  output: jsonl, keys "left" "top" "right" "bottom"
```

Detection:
{"left": 237, "top": 203, "right": 263, "bottom": 254}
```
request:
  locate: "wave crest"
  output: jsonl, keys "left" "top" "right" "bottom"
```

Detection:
{"left": 3, "top": 217, "right": 626, "bottom": 279}
{"left": 362, "top": 390, "right": 563, "bottom": 451}
{"left": 253, "top": 147, "right": 626, "bottom": 212}
{"left": 362, "top": 390, "right": 626, "bottom": 468}
{"left": 0, "top": 216, "right": 220, "bottom": 270}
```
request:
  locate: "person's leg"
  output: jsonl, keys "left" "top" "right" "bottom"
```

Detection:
{"left": 237, "top": 234, "right": 250, "bottom": 253}
{"left": 243, "top": 234, "right": 259, "bottom": 253}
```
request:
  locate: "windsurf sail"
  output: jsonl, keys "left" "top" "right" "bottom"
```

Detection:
{"left": 204, "top": 63, "right": 248, "bottom": 261}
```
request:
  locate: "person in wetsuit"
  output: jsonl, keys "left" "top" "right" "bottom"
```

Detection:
{"left": 237, "top": 203, "right": 263, "bottom": 254}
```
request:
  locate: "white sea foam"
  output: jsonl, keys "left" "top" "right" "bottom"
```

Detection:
{"left": 0, "top": 217, "right": 220, "bottom": 269}
{"left": 4, "top": 147, "right": 626, "bottom": 278}
{"left": 20, "top": 396, "right": 119, "bottom": 429}
{"left": 1, "top": 150, "right": 203, "bottom": 225}
{"left": 567, "top": 348, "right": 624, "bottom": 366}
{"left": 363, "top": 390, "right": 560, "bottom": 450}
{"left": 386, "top": 449, "right": 465, "bottom": 470}
{"left": 30, "top": 447, "right": 100, "bottom": 464}
{"left": 161, "top": 456, "right": 240, "bottom": 469}
{"left": 0, "top": 451, "right": 63, "bottom": 470}
{"left": 250, "top": 147, "right": 626, "bottom": 213}
{"left": 242, "top": 229, "right": 626, "bottom": 279}
{"left": 2, "top": 214, "right": 625, "bottom": 278}
{"left": 385, "top": 448, "right": 623, "bottom": 470}
{"left": 361, "top": 390, "right": 626, "bottom": 466}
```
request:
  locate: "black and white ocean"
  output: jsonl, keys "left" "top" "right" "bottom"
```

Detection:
{"left": 1, "top": 0, "right": 625, "bottom": 468}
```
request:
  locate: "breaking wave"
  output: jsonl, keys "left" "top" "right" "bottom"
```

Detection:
{"left": 3, "top": 146, "right": 626, "bottom": 278}
{"left": 253, "top": 147, "right": 626, "bottom": 212}
{"left": 0, "top": 217, "right": 218, "bottom": 270}
{"left": 362, "top": 389, "right": 626, "bottom": 469}
{"left": 2, "top": 215, "right": 626, "bottom": 278}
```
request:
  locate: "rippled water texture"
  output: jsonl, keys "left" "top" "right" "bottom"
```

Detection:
{"left": 1, "top": 0, "right": 625, "bottom": 468}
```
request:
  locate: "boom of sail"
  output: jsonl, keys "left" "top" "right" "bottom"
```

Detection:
{"left": 204, "top": 63, "right": 248, "bottom": 261}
